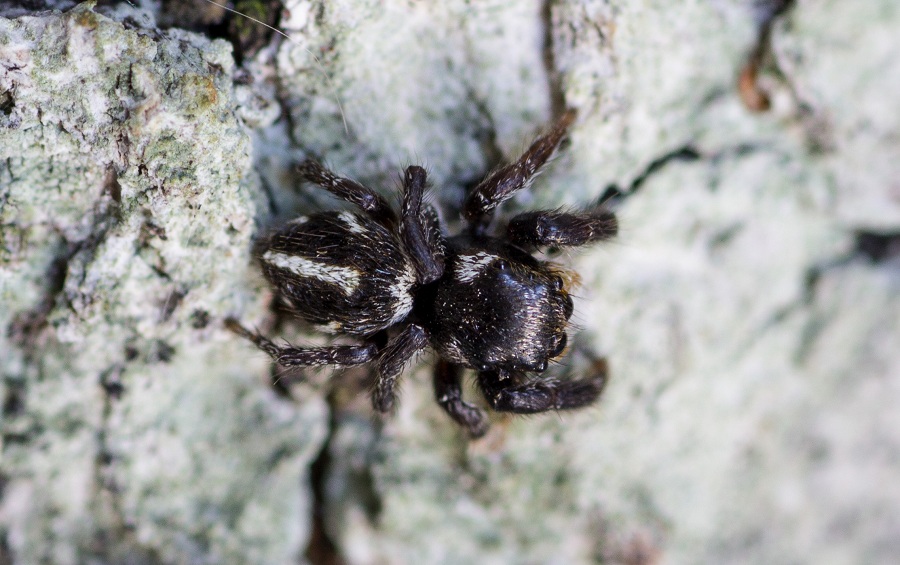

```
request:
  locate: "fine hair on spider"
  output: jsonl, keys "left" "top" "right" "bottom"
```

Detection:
{"left": 228, "top": 110, "right": 617, "bottom": 438}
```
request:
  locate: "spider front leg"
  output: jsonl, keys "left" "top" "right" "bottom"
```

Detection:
{"left": 372, "top": 323, "right": 429, "bottom": 412}
{"left": 433, "top": 360, "right": 489, "bottom": 438}
{"left": 506, "top": 208, "right": 618, "bottom": 249}
{"left": 298, "top": 160, "right": 397, "bottom": 224}
{"left": 477, "top": 359, "right": 608, "bottom": 414}
{"left": 226, "top": 318, "right": 378, "bottom": 367}
{"left": 464, "top": 110, "right": 576, "bottom": 232}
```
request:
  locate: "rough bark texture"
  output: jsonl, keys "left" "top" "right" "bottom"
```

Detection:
{"left": 1, "top": 1, "right": 898, "bottom": 564}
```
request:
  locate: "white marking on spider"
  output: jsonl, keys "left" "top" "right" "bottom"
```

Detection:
{"left": 338, "top": 211, "right": 366, "bottom": 234}
{"left": 287, "top": 215, "right": 309, "bottom": 225}
{"left": 387, "top": 262, "right": 417, "bottom": 325}
{"left": 455, "top": 252, "right": 497, "bottom": 282}
{"left": 263, "top": 251, "right": 361, "bottom": 296}
{"left": 316, "top": 321, "right": 343, "bottom": 334}
{"left": 439, "top": 337, "right": 467, "bottom": 365}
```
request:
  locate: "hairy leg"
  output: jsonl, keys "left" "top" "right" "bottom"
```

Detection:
{"left": 464, "top": 110, "right": 575, "bottom": 231}
{"left": 298, "top": 160, "right": 397, "bottom": 224}
{"left": 372, "top": 323, "right": 429, "bottom": 412}
{"left": 226, "top": 318, "right": 377, "bottom": 366}
{"left": 399, "top": 166, "right": 445, "bottom": 284}
{"left": 506, "top": 208, "right": 617, "bottom": 249}
{"left": 478, "top": 358, "right": 608, "bottom": 414}
{"left": 433, "top": 360, "right": 489, "bottom": 438}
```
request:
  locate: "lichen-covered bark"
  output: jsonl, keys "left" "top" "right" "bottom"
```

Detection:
{"left": 1, "top": 4, "right": 324, "bottom": 563}
{"left": 1, "top": 1, "right": 898, "bottom": 564}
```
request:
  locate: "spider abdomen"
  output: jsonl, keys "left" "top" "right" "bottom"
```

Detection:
{"left": 260, "top": 211, "right": 417, "bottom": 335}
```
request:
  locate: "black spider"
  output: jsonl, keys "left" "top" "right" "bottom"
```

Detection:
{"left": 227, "top": 111, "right": 617, "bottom": 438}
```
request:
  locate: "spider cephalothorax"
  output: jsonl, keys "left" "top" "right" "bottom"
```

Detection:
{"left": 228, "top": 111, "right": 617, "bottom": 437}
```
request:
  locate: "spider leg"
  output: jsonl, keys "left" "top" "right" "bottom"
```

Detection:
{"left": 400, "top": 166, "right": 445, "bottom": 284}
{"left": 225, "top": 318, "right": 377, "bottom": 366}
{"left": 433, "top": 360, "right": 489, "bottom": 438}
{"left": 372, "top": 324, "right": 429, "bottom": 412}
{"left": 463, "top": 110, "right": 576, "bottom": 232}
{"left": 477, "top": 359, "right": 608, "bottom": 414}
{"left": 298, "top": 160, "right": 397, "bottom": 224}
{"left": 506, "top": 207, "right": 618, "bottom": 249}
{"left": 422, "top": 203, "right": 446, "bottom": 263}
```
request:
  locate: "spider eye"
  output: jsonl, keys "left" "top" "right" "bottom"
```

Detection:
{"left": 550, "top": 332, "right": 568, "bottom": 358}
{"left": 562, "top": 294, "right": 574, "bottom": 320}
{"left": 552, "top": 276, "right": 564, "bottom": 291}
{"left": 496, "top": 259, "right": 509, "bottom": 271}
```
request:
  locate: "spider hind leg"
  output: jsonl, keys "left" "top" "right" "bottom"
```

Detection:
{"left": 298, "top": 159, "right": 396, "bottom": 224}
{"left": 225, "top": 318, "right": 377, "bottom": 367}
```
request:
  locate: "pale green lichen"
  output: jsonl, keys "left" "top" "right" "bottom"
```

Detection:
{"left": 285, "top": 1, "right": 900, "bottom": 564}
{"left": 1, "top": 4, "right": 322, "bottom": 563}
{"left": 2, "top": 0, "right": 899, "bottom": 564}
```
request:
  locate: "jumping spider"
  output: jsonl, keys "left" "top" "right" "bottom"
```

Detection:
{"left": 227, "top": 111, "right": 617, "bottom": 438}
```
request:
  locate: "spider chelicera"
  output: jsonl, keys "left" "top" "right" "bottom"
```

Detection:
{"left": 227, "top": 110, "right": 617, "bottom": 437}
